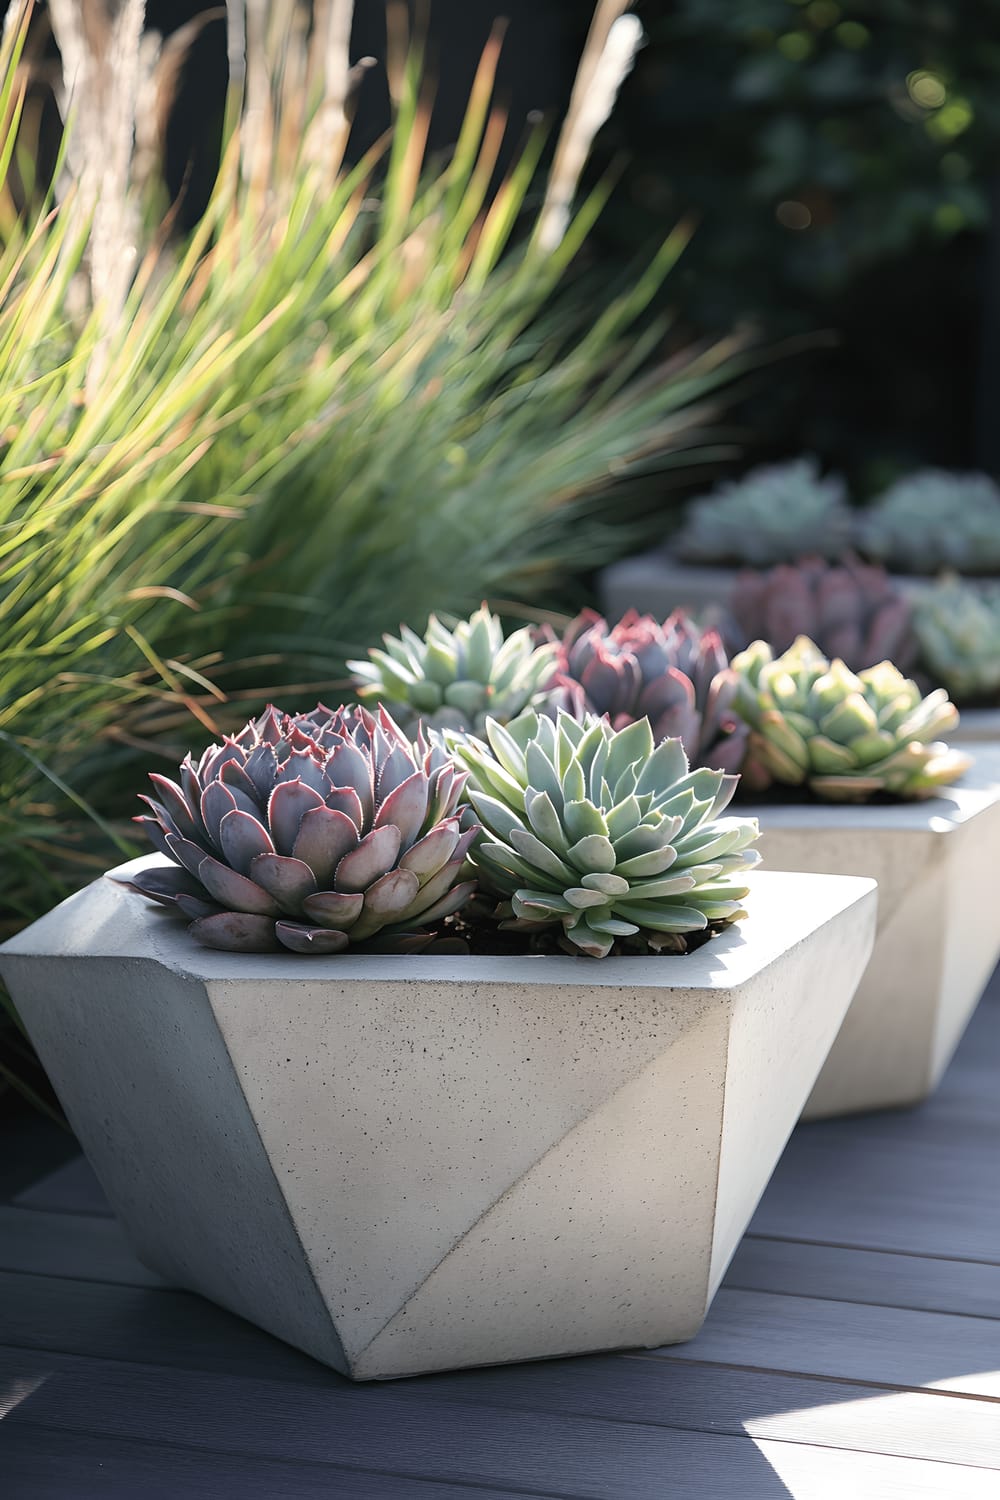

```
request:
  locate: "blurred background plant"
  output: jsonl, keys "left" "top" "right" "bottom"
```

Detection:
{"left": 912, "top": 577, "right": 1000, "bottom": 704}
{"left": 672, "top": 457, "right": 853, "bottom": 566}
{"left": 856, "top": 469, "right": 1000, "bottom": 574}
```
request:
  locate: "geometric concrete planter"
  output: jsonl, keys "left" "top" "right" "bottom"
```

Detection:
{"left": 742, "top": 744, "right": 1000, "bottom": 1120}
{"left": 598, "top": 549, "right": 741, "bottom": 621}
{"left": 0, "top": 860, "right": 876, "bottom": 1381}
{"left": 949, "top": 708, "right": 1000, "bottom": 744}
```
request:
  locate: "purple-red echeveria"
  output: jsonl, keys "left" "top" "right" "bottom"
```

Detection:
{"left": 120, "top": 703, "right": 478, "bottom": 954}
{"left": 545, "top": 608, "right": 747, "bottom": 773}
{"left": 729, "top": 555, "right": 917, "bottom": 674}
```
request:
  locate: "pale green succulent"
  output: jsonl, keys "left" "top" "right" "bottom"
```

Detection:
{"left": 449, "top": 709, "right": 760, "bottom": 958}
{"left": 913, "top": 578, "right": 1000, "bottom": 705}
{"left": 673, "top": 457, "right": 852, "bottom": 567}
{"left": 730, "top": 636, "right": 970, "bottom": 801}
{"left": 348, "top": 605, "right": 558, "bottom": 734}
{"left": 857, "top": 470, "right": 1000, "bottom": 576}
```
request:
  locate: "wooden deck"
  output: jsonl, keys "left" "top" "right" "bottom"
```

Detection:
{"left": 2, "top": 972, "right": 999, "bottom": 1499}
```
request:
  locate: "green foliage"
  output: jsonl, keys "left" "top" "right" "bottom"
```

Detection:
{"left": 673, "top": 457, "right": 852, "bottom": 565}
{"left": 912, "top": 577, "right": 1000, "bottom": 704}
{"left": 451, "top": 708, "right": 760, "bottom": 957}
{"left": 585, "top": 0, "right": 1000, "bottom": 473}
{"left": 348, "top": 605, "right": 558, "bottom": 735}
{"left": 601, "top": 0, "right": 1000, "bottom": 321}
{"left": 857, "top": 470, "right": 1000, "bottom": 574}
{"left": 731, "top": 634, "right": 969, "bottom": 800}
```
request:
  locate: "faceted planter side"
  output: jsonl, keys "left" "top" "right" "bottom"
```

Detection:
{"left": 743, "top": 746, "right": 1000, "bottom": 1120}
{"left": 949, "top": 710, "right": 1000, "bottom": 744}
{"left": 0, "top": 862, "right": 876, "bottom": 1381}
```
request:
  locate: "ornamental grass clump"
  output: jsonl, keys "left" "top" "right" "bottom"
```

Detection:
{"left": 729, "top": 556, "right": 917, "bottom": 673}
{"left": 347, "top": 606, "right": 558, "bottom": 735}
{"left": 730, "top": 637, "right": 970, "bottom": 802}
{"left": 123, "top": 704, "right": 477, "bottom": 954}
{"left": 913, "top": 578, "right": 1000, "bottom": 705}
{"left": 547, "top": 608, "right": 747, "bottom": 772}
{"left": 673, "top": 458, "right": 852, "bottom": 567}
{"left": 450, "top": 710, "right": 760, "bottom": 958}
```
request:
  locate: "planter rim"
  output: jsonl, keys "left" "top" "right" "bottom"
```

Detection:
{"left": 0, "top": 858, "right": 875, "bottom": 995}
{"left": 738, "top": 741, "right": 1000, "bottom": 833}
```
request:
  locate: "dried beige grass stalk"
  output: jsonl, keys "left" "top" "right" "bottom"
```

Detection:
{"left": 49, "top": 0, "right": 147, "bottom": 336}
{"left": 536, "top": 0, "right": 643, "bottom": 253}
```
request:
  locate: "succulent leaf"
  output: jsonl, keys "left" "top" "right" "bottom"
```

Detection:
{"left": 673, "top": 457, "right": 851, "bottom": 566}
{"left": 730, "top": 555, "right": 917, "bottom": 673}
{"left": 543, "top": 607, "right": 748, "bottom": 772}
{"left": 912, "top": 577, "right": 1000, "bottom": 706}
{"left": 450, "top": 710, "right": 760, "bottom": 957}
{"left": 858, "top": 471, "right": 1000, "bottom": 576}
{"left": 730, "top": 636, "right": 970, "bottom": 802}
{"left": 128, "top": 704, "right": 477, "bottom": 952}
{"left": 348, "top": 604, "right": 558, "bottom": 734}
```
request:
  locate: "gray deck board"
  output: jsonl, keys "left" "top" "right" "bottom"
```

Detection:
{"left": 2, "top": 972, "right": 998, "bottom": 1497}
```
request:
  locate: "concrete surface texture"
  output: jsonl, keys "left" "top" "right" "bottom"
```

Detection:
{"left": 744, "top": 744, "right": 1000, "bottom": 1118}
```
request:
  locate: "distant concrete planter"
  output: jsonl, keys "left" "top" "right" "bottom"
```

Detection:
{"left": 598, "top": 548, "right": 930, "bottom": 624}
{"left": 599, "top": 549, "right": 738, "bottom": 621}
{"left": 742, "top": 745, "right": 1000, "bottom": 1120}
{"left": 950, "top": 708, "right": 1000, "bottom": 744}
{"left": 0, "top": 860, "right": 875, "bottom": 1381}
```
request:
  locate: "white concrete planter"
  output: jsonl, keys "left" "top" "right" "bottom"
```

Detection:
{"left": 742, "top": 744, "right": 1000, "bottom": 1120}
{"left": 0, "top": 861, "right": 875, "bottom": 1381}
{"left": 950, "top": 709, "right": 1000, "bottom": 744}
{"left": 597, "top": 548, "right": 930, "bottom": 623}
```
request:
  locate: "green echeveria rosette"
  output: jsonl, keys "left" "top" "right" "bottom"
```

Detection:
{"left": 730, "top": 636, "right": 971, "bottom": 802}
{"left": 913, "top": 578, "right": 1000, "bottom": 706}
{"left": 449, "top": 709, "right": 761, "bottom": 958}
{"left": 348, "top": 605, "right": 558, "bottom": 735}
{"left": 122, "top": 703, "right": 478, "bottom": 953}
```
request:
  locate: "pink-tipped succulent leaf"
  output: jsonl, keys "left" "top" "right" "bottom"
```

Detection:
{"left": 120, "top": 704, "right": 478, "bottom": 953}
{"left": 544, "top": 608, "right": 747, "bottom": 773}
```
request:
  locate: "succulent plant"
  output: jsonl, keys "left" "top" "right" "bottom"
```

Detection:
{"left": 449, "top": 709, "right": 760, "bottom": 958}
{"left": 729, "top": 555, "right": 917, "bottom": 673}
{"left": 347, "top": 605, "right": 558, "bottom": 734}
{"left": 673, "top": 457, "right": 853, "bottom": 567}
{"left": 857, "top": 470, "right": 1000, "bottom": 576}
{"left": 544, "top": 607, "right": 748, "bottom": 773}
{"left": 730, "top": 636, "right": 970, "bottom": 801}
{"left": 121, "top": 704, "right": 478, "bottom": 953}
{"left": 913, "top": 578, "right": 1000, "bottom": 705}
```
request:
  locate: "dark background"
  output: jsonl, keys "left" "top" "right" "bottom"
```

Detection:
{"left": 32, "top": 1, "right": 1000, "bottom": 490}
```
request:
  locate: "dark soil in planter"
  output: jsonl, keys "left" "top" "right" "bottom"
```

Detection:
{"left": 440, "top": 905, "right": 731, "bottom": 959}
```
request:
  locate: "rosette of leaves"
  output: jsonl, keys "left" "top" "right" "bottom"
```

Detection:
{"left": 729, "top": 556, "right": 917, "bottom": 673}
{"left": 348, "top": 606, "right": 558, "bottom": 735}
{"left": 449, "top": 709, "right": 760, "bottom": 958}
{"left": 730, "top": 637, "right": 970, "bottom": 802}
{"left": 673, "top": 458, "right": 852, "bottom": 567}
{"left": 857, "top": 471, "right": 1000, "bottom": 576}
{"left": 913, "top": 578, "right": 1000, "bottom": 705}
{"left": 547, "top": 607, "right": 747, "bottom": 772}
{"left": 122, "top": 704, "right": 478, "bottom": 953}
